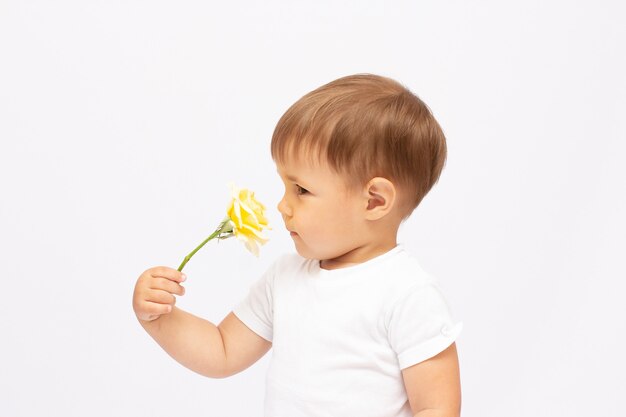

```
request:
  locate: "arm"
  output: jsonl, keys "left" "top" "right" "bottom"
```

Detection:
{"left": 401, "top": 342, "right": 461, "bottom": 417}
{"left": 133, "top": 266, "right": 272, "bottom": 379}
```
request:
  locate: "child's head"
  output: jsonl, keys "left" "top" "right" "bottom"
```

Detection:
{"left": 271, "top": 74, "right": 447, "bottom": 220}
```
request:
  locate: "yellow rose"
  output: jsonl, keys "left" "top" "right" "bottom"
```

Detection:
{"left": 226, "top": 185, "right": 270, "bottom": 257}
{"left": 177, "top": 184, "right": 270, "bottom": 271}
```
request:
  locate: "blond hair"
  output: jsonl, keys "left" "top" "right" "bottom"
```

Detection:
{"left": 271, "top": 74, "right": 447, "bottom": 218}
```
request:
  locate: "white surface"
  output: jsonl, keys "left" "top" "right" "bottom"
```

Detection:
{"left": 0, "top": 1, "right": 624, "bottom": 416}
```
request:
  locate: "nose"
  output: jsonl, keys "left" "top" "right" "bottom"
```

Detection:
{"left": 277, "top": 193, "right": 292, "bottom": 218}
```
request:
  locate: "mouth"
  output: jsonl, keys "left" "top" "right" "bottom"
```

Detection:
{"left": 289, "top": 231, "right": 298, "bottom": 237}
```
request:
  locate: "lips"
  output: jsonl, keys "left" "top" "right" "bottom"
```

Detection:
{"left": 285, "top": 223, "right": 298, "bottom": 237}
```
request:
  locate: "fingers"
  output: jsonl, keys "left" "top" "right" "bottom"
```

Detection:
{"left": 140, "top": 301, "right": 172, "bottom": 320}
{"left": 149, "top": 266, "right": 186, "bottom": 283}
{"left": 133, "top": 266, "right": 188, "bottom": 322}
{"left": 150, "top": 277, "right": 185, "bottom": 296}
{"left": 145, "top": 288, "right": 178, "bottom": 305}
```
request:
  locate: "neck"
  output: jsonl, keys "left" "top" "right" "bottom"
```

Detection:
{"left": 320, "top": 236, "right": 398, "bottom": 270}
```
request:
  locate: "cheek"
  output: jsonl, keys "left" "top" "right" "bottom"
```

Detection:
{"left": 322, "top": 201, "right": 357, "bottom": 229}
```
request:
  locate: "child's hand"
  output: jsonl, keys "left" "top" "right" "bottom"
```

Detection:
{"left": 133, "top": 266, "right": 186, "bottom": 322}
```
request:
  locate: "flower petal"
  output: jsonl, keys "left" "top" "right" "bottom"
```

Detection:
{"left": 225, "top": 184, "right": 270, "bottom": 255}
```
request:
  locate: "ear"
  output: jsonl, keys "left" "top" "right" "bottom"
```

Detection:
{"left": 363, "top": 177, "right": 396, "bottom": 220}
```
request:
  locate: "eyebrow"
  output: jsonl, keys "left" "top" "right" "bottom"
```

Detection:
{"left": 277, "top": 169, "right": 301, "bottom": 183}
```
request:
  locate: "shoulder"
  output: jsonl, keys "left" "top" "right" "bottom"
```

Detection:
{"left": 384, "top": 247, "right": 439, "bottom": 289}
{"left": 375, "top": 247, "right": 453, "bottom": 320}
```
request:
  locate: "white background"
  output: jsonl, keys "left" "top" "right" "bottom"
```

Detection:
{"left": 1, "top": 1, "right": 624, "bottom": 416}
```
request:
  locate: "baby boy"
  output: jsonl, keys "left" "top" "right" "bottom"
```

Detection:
{"left": 133, "top": 74, "right": 463, "bottom": 417}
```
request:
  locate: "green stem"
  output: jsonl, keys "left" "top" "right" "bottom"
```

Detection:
{"left": 177, "top": 217, "right": 232, "bottom": 271}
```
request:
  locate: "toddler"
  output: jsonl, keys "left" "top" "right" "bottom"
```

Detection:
{"left": 133, "top": 74, "right": 463, "bottom": 417}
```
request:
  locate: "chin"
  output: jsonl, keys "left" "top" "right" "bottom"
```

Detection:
{"left": 295, "top": 247, "right": 334, "bottom": 263}
{"left": 291, "top": 237, "right": 341, "bottom": 261}
{"left": 293, "top": 247, "right": 314, "bottom": 259}
{"left": 292, "top": 242, "right": 318, "bottom": 260}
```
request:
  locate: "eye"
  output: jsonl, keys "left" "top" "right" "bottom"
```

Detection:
{"left": 296, "top": 184, "right": 309, "bottom": 195}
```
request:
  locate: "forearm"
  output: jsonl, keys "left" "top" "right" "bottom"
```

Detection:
{"left": 138, "top": 306, "right": 228, "bottom": 378}
{"left": 414, "top": 409, "right": 459, "bottom": 417}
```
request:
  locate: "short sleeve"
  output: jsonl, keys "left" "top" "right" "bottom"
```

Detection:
{"left": 387, "top": 284, "right": 463, "bottom": 369}
{"left": 232, "top": 259, "right": 278, "bottom": 343}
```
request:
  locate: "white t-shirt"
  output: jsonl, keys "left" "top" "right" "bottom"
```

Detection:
{"left": 233, "top": 244, "right": 463, "bottom": 417}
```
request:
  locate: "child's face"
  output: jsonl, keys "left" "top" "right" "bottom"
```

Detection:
{"left": 276, "top": 154, "right": 368, "bottom": 266}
